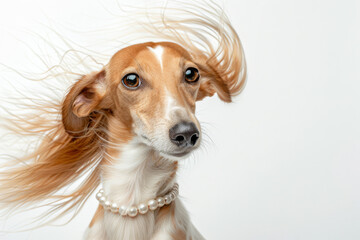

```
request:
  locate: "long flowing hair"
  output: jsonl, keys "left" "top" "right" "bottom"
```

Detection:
{"left": 0, "top": 0, "right": 246, "bottom": 228}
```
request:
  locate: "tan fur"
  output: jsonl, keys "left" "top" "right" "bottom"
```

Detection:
{"left": 0, "top": 1, "right": 246, "bottom": 236}
{"left": 156, "top": 202, "right": 176, "bottom": 224}
{"left": 172, "top": 228, "right": 188, "bottom": 240}
{"left": 89, "top": 205, "right": 104, "bottom": 228}
{"left": 108, "top": 42, "right": 198, "bottom": 128}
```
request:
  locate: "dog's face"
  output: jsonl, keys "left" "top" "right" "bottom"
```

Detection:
{"left": 106, "top": 42, "right": 201, "bottom": 158}
{"left": 62, "top": 41, "right": 243, "bottom": 159}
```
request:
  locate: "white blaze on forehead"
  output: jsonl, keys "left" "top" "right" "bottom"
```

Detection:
{"left": 147, "top": 46, "right": 164, "bottom": 71}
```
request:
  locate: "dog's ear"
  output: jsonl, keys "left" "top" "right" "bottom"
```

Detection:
{"left": 196, "top": 53, "right": 246, "bottom": 102}
{"left": 62, "top": 70, "right": 109, "bottom": 136}
{"left": 191, "top": 21, "right": 247, "bottom": 103}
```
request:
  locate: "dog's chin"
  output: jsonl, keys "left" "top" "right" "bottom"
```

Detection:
{"left": 158, "top": 150, "right": 193, "bottom": 161}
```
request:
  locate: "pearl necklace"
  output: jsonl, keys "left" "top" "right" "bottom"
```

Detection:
{"left": 95, "top": 183, "right": 179, "bottom": 217}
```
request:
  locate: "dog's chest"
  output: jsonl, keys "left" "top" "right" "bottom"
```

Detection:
{"left": 99, "top": 140, "right": 177, "bottom": 239}
{"left": 103, "top": 211, "right": 156, "bottom": 240}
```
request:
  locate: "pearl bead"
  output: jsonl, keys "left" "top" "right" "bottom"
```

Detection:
{"left": 110, "top": 203, "right": 118, "bottom": 213}
{"left": 170, "top": 192, "right": 176, "bottom": 200}
{"left": 104, "top": 200, "right": 111, "bottom": 209}
{"left": 95, "top": 183, "right": 179, "bottom": 217}
{"left": 96, "top": 192, "right": 103, "bottom": 200}
{"left": 127, "top": 206, "right": 138, "bottom": 217}
{"left": 138, "top": 203, "right": 148, "bottom": 214}
{"left": 99, "top": 196, "right": 106, "bottom": 204}
{"left": 167, "top": 194, "right": 173, "bottom": 201}
{"left": 164, "top": 195, "right": 172, "bottom": 205}
{"left": 119, "top": 205, "right": 127, "bottom": 216}
{"left": 157, "top": 197, "right": 165, "bottom": 207}
{"left": 148, "top": 199, "right": 158, "bottom": 211}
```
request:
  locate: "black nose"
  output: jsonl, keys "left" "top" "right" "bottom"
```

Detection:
{"left": 169, "top": 122, "right": 199, "bottom": 147}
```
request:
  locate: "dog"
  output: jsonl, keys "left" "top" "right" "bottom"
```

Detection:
{"left": 0, "top": 2, "right": 246, "bottom": 239}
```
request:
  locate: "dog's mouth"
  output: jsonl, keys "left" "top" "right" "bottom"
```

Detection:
{"left": 158, "top": 150, "right": 193, "bottom": 160}
{"left": 140, "top": 134, "right": 199, "bottom": 160}
{"left": 160, "top": 150, "right": 191, "bottom": 157}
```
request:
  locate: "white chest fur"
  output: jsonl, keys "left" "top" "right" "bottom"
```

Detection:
{"left": 100, "top": 139, "right": 177, "bottom": 240}
{"left": 84, "top": 138, "right": 204, "bottom": 240}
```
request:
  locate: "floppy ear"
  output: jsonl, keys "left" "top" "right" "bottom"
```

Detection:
{"left": 196, "top": 49, "right": 247, "bottom": 103}
{"left": 190, "top": 16, "right": 246, "bottom": 103}
{"left": 62, "top": 70, "right": 109, "bottom": 136}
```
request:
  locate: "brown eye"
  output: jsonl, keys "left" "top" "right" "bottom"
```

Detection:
{"left": 122, "top": 73, "right": 141, "bottom": 89}
{"left": 184, "top": 67, "right": 200, "bottom": 83}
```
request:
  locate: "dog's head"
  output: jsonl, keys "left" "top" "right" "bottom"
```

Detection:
{"left": 62, "top": 41, "right": 245, "bottom": 159}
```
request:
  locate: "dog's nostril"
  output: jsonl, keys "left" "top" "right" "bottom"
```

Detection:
{"left": 175, "top": 135, "right": 185, "bottom": 143}
{"left": 169, "top": 122, "right": 199, "bottom": 147}
{"left": 190, "top": 133, "right": 199, "bottom": 146}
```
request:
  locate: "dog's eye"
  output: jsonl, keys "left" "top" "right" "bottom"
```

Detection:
{"left": 122, "top": 73, "right": 141, "bottom": 89}
{"left": 184, "top": 67, "right": 200, "bottom": 83}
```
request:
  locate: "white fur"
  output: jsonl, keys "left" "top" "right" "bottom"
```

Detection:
{"left": 150, "top": 199, "right": 204, "bottom": 240}
{"left": 84, "top": 137, "right": 204, "bottom": 240}
{"left": 147, "top": 46, "right": 164, "bottom": 71}
{"left": 164, "top": 89, "right": 186, "bottom": 121}
{"left": 83, "top": 219, "right": 105, "bottom": 240}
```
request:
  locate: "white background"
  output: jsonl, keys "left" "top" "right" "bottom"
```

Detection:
{"left": 0, "top": 0, "right": 359, "bottom": 239}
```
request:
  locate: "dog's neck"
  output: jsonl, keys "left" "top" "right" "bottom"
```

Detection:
{"left": 101, "top": 138, "right": 177, "bottom": 206}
